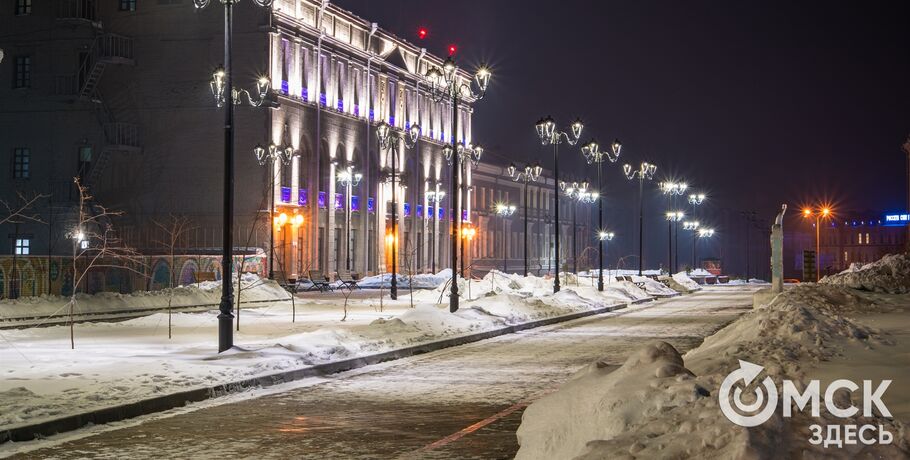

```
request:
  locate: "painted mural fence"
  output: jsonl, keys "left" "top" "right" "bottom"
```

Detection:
{"left": 0, "top": 253, "right": 266, "bottom": 300}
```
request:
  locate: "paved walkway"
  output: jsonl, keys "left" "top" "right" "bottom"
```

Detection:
{"left": 6, "top": 287, "right": 758, "bottom": 459}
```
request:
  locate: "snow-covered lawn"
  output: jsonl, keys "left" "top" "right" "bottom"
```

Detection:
{"left": 516, "top": 254, "right": 910, "bottom": 459}
{"left": 0, "top": 270, "right": 669, "bottom": 432}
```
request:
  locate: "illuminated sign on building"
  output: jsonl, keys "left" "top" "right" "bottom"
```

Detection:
{"left": 884, "top": 213, "right": 910, "bottom": 226}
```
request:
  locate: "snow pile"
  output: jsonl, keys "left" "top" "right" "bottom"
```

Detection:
{"left": 516, "top": 282, "right": 908, "bottom": 459}
{"left": 671, "top": 272, "right": 702, "bottom": 292}
{"left": 820, "top": 253, "right": 910, "bottom": 294}
{"left": 355, "top": 269, "right": 451, "bottom": 289}
{"left": 630, "top": 276, "right": 678, "bottom": 296}
{"left": 516, "top": 341, "right": 709, "bottom": 460}
{"left": 0, "top": 274, "right": 289, "bottom": 322}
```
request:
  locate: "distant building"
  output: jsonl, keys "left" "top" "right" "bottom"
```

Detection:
{"left": 785, "top": 212, "right": 907, "bottom": 280}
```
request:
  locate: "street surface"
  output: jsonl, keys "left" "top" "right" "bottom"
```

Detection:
{"left": 7, "top": 287, "right": 757, "bottom": 459}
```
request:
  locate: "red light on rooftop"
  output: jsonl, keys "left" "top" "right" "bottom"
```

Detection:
{"left": 448, "top": 44, "right": 457, "bottom": 56}
{"left": 418, "top": 27, "right": 427, "bottom": 40}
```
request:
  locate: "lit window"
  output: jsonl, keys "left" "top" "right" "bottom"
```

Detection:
{"left": 15, "top": 0, "right": 31, "bottom": 15}
{"left": 844, "top": 251, "right": 848, "bottom": 262}
{"left": 865, "top": 233, "right": 870, "bottom": 244}
{"left": 14, "top": 238, "right": 30, "bottom": 255}
{"left": 13, "top": 148, "right": 30, "bottom": 179}
{"left": 857, "top": 233, "right": 862, "bottom": 244}
{"left": 119, "top": 0, "right": 136, "bottom": 11}
{"left": 14, "top": 56, "right": 31, "bottom": 88}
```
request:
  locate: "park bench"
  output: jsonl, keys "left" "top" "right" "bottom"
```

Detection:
{"left": 194, "top": 271, "right": 216, "bottom": 284}
{"left": 336, "top": 270, "right": 360, "bottom": 290}
{"left": 306, "top": 270, "right": 332, "bottom": 292}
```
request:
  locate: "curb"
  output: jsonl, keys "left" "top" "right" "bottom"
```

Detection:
{"left": 0, "top": 297, "right": 654, "bottom": 444}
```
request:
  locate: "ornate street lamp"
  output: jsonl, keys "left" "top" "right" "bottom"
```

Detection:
{"left": 660, "top": 181, "right": 688, "bottom": 273}
{"left": 683, "top": 220, "right": 700, "bottom": 270}
{"left": 337, "top": 165, "right": 363, "bottom": 272}
{"left": 376, "top": 121, "right": 420, "bottom": 300}
{"left": 494, "top": 203, "right": 517, "bottom": 273}
{"left": 581, "top": 138, "right": 621, "bottom": 291}
{"left": 623, "top": 162, "right": 658, "bottom": 275}
{"left": 426, "top": 186, "right": 445, "bottom": 273}
{"left": 695, "top": 227, "right": 715, "bottom": 270}
{"left": 508, "top": 162, "right": 543, "bottom": 276}
{"left": 194, "top": 0, "right": 275, "bottom": 353}
{"left": 559, "top": 179, "right": 596, "bottom": 276}
{"left": 665, "top": 210, "right": 685, "bottom": 274}
{"left": 425, "top": 56, "right": 490, "bottom": 313}
{"left": 253, "top": 142, "right": 294, "bottom": 281}
{"left": 597, "top": 230, "right": 615, "bottom": 280}
{"left": 535, "top": 116, "right": 583, "bottom": 293}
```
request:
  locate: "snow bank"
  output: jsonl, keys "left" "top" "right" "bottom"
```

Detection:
{"left": 355, "top": 269, "right": 451, "bottom": 289}
{"left": 0, "top": 270, "right": 649, "bottom": 430}
{"left": 0, "top": 274, "right": 289, "bottom": 322}
{"left": 820, "top": 253, "right": 910, "bottom": 294}
{"left": 517, "top": 341, "right": 707, "bottom": 460}
{"left": 630, "top": 276, "right": 678, "bottom": 296}
{"left": 671, "top": 272, "right": 702, "bottom": 292}
{"left": 516, "top": 282, "right": 908, "bottom": 459}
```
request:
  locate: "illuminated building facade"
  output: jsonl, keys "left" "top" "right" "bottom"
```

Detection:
{"left": 0, "top": 1, "right": 588, "bottom": 288}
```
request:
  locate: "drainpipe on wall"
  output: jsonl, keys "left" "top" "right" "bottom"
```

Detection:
{"left": 363, "top": 21, "right": 378, "bottom": 275}
{"left": 313, "top": 0, "right": 328, "bottom": 271}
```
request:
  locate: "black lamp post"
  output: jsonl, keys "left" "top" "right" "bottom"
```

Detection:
{"left": 337, "top": 165, "right": 363, "bottom": 271}
{"left": 376, "top": 121, "right": 419, "bottom": 300}
{"left": 623, "top": 162, "right": 657, "bottom": 276}
{"left": 424, "top": 57, "right": 491, "bottom": 313}
{"left": 494, "top": 203, "right": 517, "bottom": 273}
{"left": 535, "top": 116, "right": 583, "bottom": 293}
{"left": 687, "top": 193, "right": 705, "bottom": 270}
{"left": 507, "top": 163, "right": 542, "bottom": 276}
{"left": 581, "top": 139, "right": 621, "bottom": 290}
{"left": 659, "top": 181, "right": 687, "bottom": 273}
{"left": 195, "top": 0, "right": 274, "bottom": 353}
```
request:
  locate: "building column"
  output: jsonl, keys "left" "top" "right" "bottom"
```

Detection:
{"left": 326, "top": 161, "right": 337, "bottom": 278}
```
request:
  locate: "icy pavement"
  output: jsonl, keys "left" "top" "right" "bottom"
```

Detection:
{"left": 1, "top": 287, "right": 758, "bottom": 459}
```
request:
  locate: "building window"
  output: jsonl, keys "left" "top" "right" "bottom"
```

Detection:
{"left": 844, "top": 251, "right": 848, "bottom": 262}
{"left": 14, "top": 238, "right": 30, "bottom": 255}
{"left": 14, "top": 56, "right": 31, "bottom": 88}
{"left": 857, "top": 233, "right": 862, "bottom": 245}
{"left": 13, "top": 148, "right": 30, "bottom": 179}
{"left": 78, "top": 146, "right": 93, "bottom": 179}
{"left": 15, "top": 0, "right": 31, "bottom": 15}
{"left": 865, "top": 233, "right": 870, "bottom": 244}
{"left": 119, "top": 0, "right": 137, "bottom": 11}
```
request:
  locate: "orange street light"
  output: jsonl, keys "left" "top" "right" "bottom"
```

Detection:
{"left": 801, "top": 206, "right": 834, "bottom": 281}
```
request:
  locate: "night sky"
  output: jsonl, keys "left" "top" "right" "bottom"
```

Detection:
{"left": 337, "top": 0, "right": 910, "bottom": 274}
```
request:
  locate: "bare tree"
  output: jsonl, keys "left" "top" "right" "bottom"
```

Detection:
{"left": 66, "top": 178, "right": 145, "bottom": 349}
{"left": 0, "top": 191, "right": 47, "bottom": 226}
{"left": 152, "top": 214, "right": 195, "bottom": 339}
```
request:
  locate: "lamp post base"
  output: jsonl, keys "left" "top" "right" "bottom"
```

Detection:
{"left": 217, "top": 311, "right": 234, "bottom": 352}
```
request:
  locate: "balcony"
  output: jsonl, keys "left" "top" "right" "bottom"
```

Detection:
{"left": 103, "top": 123, "right": 141, "bottom": 154}
{"left": 57, "top": 0, "right": 100, "bottom": 25}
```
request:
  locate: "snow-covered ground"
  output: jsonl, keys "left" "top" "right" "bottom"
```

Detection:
{"left": 516, "top": 255, "right": 910, "bottom": 459}
{"left": 0, "top": 270, "right": 675, "bottom": 432}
